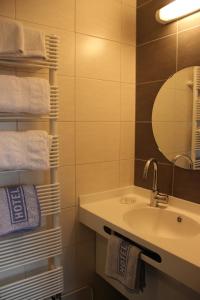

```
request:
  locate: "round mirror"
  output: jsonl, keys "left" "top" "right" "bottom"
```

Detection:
{"left": 152, "top": 66, "right": 200, "bottom": 170}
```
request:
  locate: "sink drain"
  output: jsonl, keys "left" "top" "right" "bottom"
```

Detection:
{"left": 177, "top": 216, "right": 183, "bottom": 223}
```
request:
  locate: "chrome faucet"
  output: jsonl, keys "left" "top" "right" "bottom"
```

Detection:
{"left": 172, "top": 154, "right": 193, "bottom": 169}
{"left": 143, "top": 158, "right": 169, "bottom": 208}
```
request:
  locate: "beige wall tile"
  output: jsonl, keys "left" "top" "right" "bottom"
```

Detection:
{"left": 58, "top": 122, "right": 75, "bottom": 166}
{"left": 16, "top": 0, "right": 75, "bottom": 31}
{"left": 121, "top": 83, "right": 135, "bottom": 121}
{"left": 76, "top": 161, "right": 119, "bottom": 195}
{"left": 0, "top": 0, "right": 136, "bottom": 293}
{"left": 0, "top": 0, "right": 15, "bottom": 18}
{"left": 62, "top": 245, "right": 77, "bottom": 293}
{"left": 122, "top": 3, "right": 136, "bottom": 44}
{"left": 76, "top": 78, "right": 120, "bottom": 121}
{"left": 61, "top": 207, "right": 76, "bottom": 247}
{"left": 76, "top": 122, "right": 120, "bottom": 164}
{"left": 119, "top": 159, "right": 133, "bottom": 186}
{"left": 123, "top": 0, "right": 136, "bottom": 7}
{"left": 75, "top": 207, "right": 95, "bottom": 244}
{"left": 19, "top": 21, "right": 75, "bottom": 77}
{"left": 121, "top": 44, "right": 135, "bottom": 83}
{"left": 58, "top": 31, "right": 75, "bottom": 76}
{"left": 76, "top": 0, "right": 121, "bottom": 41}
{"left": 75, "top": 241, "right": 95, "bottom": 287}
{"left": 76, "top": 34, "right": 120, "bottom": 81}
{"left": 58, "top": 165, "right": 76, "bottom": 208}
{"left": 63, "top": 241, "right": 95, "bottom": 293}
{"left": 58, "top": 76, "right": 75, "bottom": 122}
{"left": 120, "top": 122, "right": 134, "bottom": 159}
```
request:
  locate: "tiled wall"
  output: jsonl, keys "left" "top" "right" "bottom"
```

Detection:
{"left": 136, "top": 0, "right": 200, "bottom": 204}
{"left": 0, "top": 0, "right": 136, "bottom": 298}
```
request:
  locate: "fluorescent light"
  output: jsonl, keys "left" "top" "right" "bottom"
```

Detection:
{"left": 156, "top": 0, "right": 200, "bottom": 24}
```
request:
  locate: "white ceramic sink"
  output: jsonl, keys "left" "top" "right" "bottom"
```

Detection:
{"left": 123, "top": 206, "right": 200, "bottom": 239}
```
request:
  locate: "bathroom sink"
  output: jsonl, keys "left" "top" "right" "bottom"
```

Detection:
{"left": 123, "top": 207, "right": 200, "bottom": 239}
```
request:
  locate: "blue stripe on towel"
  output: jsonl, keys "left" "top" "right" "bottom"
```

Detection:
{"left": 6, "top": 185, "right": 28, "bottom": 224}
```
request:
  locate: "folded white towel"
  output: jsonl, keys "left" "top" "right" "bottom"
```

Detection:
{"left": 23, "top": 27, "right": 46, "bottom": 59}
{"left": 0, "top": 131, "right": 50, "bottom": 171}
{"left": 0, "top": 17, "right": 46, "bottom": 59}
{"left": 0, "top": 75, "right": 50, "bottom": 114}
{"left": 0, "top": 17, "right": 24, "bottom": 55}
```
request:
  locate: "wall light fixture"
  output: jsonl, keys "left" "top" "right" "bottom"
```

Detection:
{"left": 156, "top": 0, "right": 200, "bottom": 24}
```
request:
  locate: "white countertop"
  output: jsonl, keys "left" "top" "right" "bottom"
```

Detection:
{"left": 79, "top": 185, "right": 200, "bottom": 292}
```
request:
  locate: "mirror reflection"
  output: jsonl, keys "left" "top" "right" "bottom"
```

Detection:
{"left": 152, "top": 66, "right": 200, "bottom": 170}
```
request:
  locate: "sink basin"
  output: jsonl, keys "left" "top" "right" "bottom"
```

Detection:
{"left": 124, "top": 207, "right": 200, "bottom": 239}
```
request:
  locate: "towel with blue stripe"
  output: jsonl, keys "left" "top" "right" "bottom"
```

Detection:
{"left": 105, "top": 234, "right": 145, "bottom": 293}
{"left": 0, "top": 185, "right": 41, "bottom": 236}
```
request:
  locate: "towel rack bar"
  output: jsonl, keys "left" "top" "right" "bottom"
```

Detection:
{"left": 0, "top": 227, "right": 62, "bottom": 272}
{"left": 0, "top": 31, "right": 63, "bottom": 298}
{"left": 103, "top": 226, "right": 162, "bottom": 263}
{"left": 0, "top": 267, "right": 63, "bottom": 300}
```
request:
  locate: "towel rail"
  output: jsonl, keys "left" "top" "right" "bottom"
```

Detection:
{"left": 0, "top": 31, "right": 64, "bottom": 299}
{"left": 103, "top": 226, "right": 162, "bottom": 263}
{"left": 0, "top": 267, "right": 63, "bottom": 300}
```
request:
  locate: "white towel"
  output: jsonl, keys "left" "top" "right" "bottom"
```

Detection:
{"left": 0, "top": 17, "right": 24, "bottom": 55}
{"left": 23, "top": 27, "right": 46, "bottom": 59}
{"left": 0, "top": 75, "right": 50, "bottom": 114}
{"left": 0, "top": 17, "right": 46, "bottom": 59}
{"left": 0, "top": 131, "right": 50, "bottom": 171}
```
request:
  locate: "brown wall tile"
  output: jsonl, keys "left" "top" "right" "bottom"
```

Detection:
{"left": 178, "top": 26, "right": 200, "bottom": 70}
{"left": 137, "top": 0, "right": 152, "bottom": 8}
{"left": 136, "top": 81, "right": 163, "bottom": 121}
{"left": 178, "top": 11, "right": 200, "bottom": 32}
{"left": 137, "top": 0, "right": 176, "bottom": 45}
{"left": 135, "top": 122, "right": 168, "bottom": 163}
{"left": 137, "top": 35, "right": 176, "bottom": 83}
{"left": 173, "top": 167, "right": 200, "bottom": 204}
{"left": 134, "top": 159, "right": 172, "bottom": 194}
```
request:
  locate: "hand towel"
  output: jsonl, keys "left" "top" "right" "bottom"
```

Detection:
{"left": 0, "top": 17, "right": 24, "bottom": 55}
{"left": 0, "top": 185, "right": 41, "bottom": 236}
{"left": 0, "top": 75, "right": 50, "bottom": 114}
{"left": 0, "top": 131, "right": 50, "bottom": 171}
{"left": 105, "top": 235, "right": 145, "bottom": 293}
{"left": 23, "top": 27, "right": 46, "bottom": 59}
{"left": 0, "top": 17, "right": 46, "bottom": 59}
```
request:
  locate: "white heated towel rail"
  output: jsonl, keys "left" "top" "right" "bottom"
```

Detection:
{"left": 191, "top": 66, "right": 200, "bottom": 169}
{"left": 0, "top": 34, "right": 64, "bottom": 300}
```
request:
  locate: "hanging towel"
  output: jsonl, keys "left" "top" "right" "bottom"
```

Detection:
{"left": 0, "top": 185, "right": 41, "bottom": 236}
{"left": 0, "top": 75, "right": 50, "bottom": 114}
{"left": 105, "top": 235, "right": 145, "bottom": 293}
{"left": 0, "top": 17, "right": 46, "bottom": 59}
{"left": 0, "top": 17, "right": 24, "bottom": 55}
{"left": 0, "top": 131, "right": 50, "bottom": 171}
